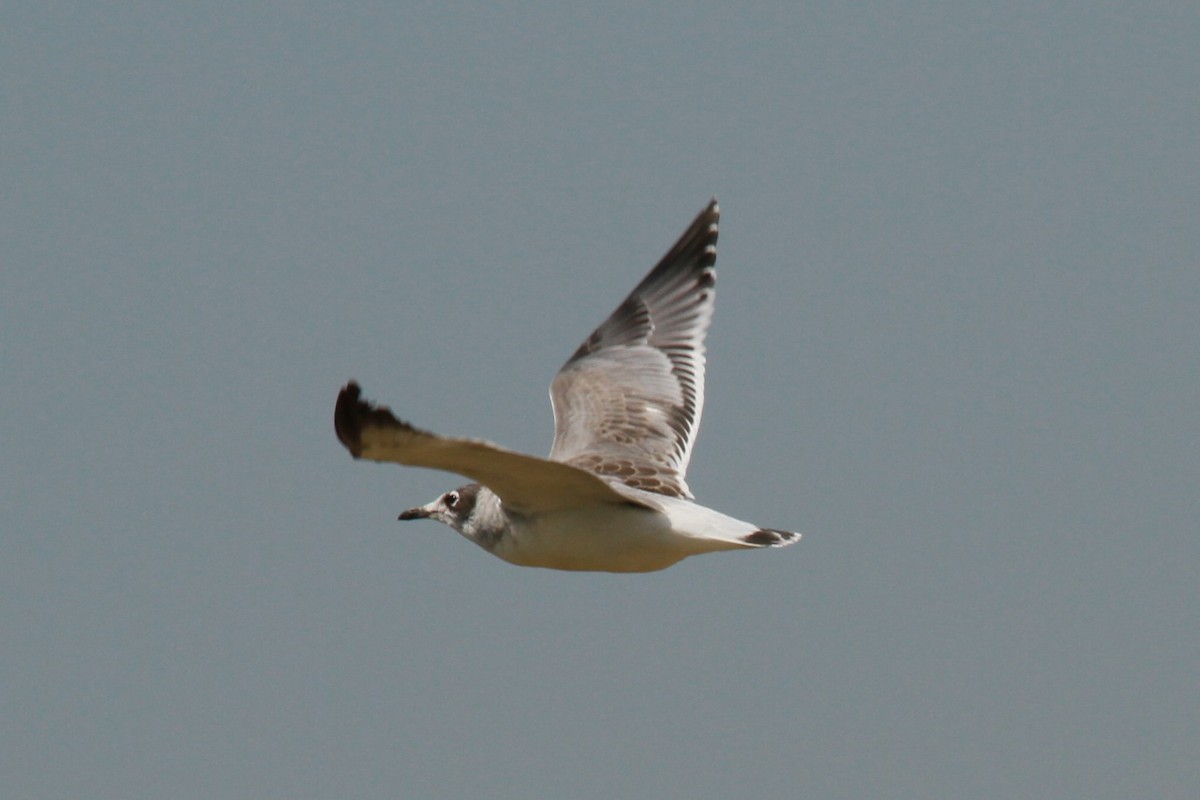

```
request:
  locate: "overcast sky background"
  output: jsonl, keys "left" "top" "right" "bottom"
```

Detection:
{"left": 4, "top": 3, "right": 1198, "bottom": 798}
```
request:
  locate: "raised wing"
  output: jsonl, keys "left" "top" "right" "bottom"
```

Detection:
{"left": 549, "top": 199, "right": 719, "bottom": 499}
{"left": 336, "top": 382, "right": 649, "bottom": 514}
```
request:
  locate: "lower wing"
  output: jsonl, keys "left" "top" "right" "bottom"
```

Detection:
{"left": 335, "top": 382, "right": 652, "bottom": 515}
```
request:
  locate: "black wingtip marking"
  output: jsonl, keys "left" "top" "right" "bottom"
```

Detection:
{"left": 742, "top": 528, "right": 802, "bottom": 547}
{"left": 335, "top": 381, "right": 408, "bottom": 459}
{"left": 334, "top": 381, "right": 367, "bottom": 457}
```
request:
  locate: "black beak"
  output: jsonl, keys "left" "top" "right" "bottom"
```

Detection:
{"left": 398, "top": 507, "right": 429, "bottom": 521}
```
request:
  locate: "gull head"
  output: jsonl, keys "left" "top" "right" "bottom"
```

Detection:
{"left": 398, "top": 483, "right": 482, "bottom": 530}
{"left": 397, "top": 483, "right": 514, "bottom": 553}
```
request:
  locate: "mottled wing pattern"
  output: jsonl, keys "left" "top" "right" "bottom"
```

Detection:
{"left": 336, "top": 383, "right": 651, "bottom": 514}
{"left": 549, "top": 199, "right": 719, "bottom": 499}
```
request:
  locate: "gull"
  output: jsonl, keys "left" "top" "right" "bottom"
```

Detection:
{"left": 334, "top": 199, "right": 800, "bottom": 572}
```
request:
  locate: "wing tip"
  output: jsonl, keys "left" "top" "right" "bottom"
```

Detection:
{"left": 334, "top": 381, "right": 367, "bottom": 457}
{"left": 741, "top": 528, "right": 802, "bottom": 548}
{"left": 335, "top": 381, "right": 410, "bottom": 458}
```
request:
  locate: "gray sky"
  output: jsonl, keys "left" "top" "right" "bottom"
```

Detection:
{"left": 5, "top": 2, "right": 1198, "bottom": 798}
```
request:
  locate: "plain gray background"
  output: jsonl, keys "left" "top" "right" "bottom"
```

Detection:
{"left": 5, "top": 2, "right": 1198, "bottom": 798}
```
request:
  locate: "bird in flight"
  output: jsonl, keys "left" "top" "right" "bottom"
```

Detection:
{"left": 335, "top": 199, "right": 800, "bottom": 572}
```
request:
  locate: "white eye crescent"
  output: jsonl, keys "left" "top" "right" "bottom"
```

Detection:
{"left": 445, "top": 491, "right": 460, "bottom": 509}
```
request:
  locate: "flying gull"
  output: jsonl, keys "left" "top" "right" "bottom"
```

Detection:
{"left": 335, "top": 199, "right": 800, "bottom": 572}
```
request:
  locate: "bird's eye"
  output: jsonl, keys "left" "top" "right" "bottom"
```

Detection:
{"left": 445, "top": 491, "right": 460, "bottom": 508}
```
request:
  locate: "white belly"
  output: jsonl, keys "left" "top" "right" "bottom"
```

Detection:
{"left": 493, "top": 500, "right": 755, "bottom": 573}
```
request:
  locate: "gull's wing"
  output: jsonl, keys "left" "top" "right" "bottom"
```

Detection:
{"left": 549, "top": 199, "right": 719, "bottom": 499}
{"left": 336, "top": 383, "right": 650, "bottom": 514}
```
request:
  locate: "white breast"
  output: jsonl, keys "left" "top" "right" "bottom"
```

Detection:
{"left": 494, "top": 496, "right": 758, "bottom": 573}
